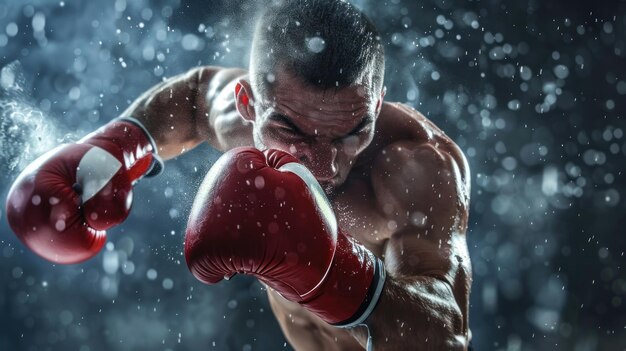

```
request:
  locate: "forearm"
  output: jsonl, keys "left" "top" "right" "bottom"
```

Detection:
{"left": 119, "top": 67, "right": 212, "bottom": 160}
{"left": 349, "top": 275, "right": 469, "bottom": 351}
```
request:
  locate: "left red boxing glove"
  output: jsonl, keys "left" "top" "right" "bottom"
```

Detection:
{"left": 5, "top": 117, "right": 163, "bottom": 264}
{"left": 185, "top": 147, "right": 385, "bottom": 327}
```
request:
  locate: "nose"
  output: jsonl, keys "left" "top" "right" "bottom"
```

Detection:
{"left": 297, "top": 142, "right": 339, "bottom": 181}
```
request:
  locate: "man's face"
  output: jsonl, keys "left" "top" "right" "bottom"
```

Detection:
{"left": 251, "top": 68, "right": 382, "bottom": 193}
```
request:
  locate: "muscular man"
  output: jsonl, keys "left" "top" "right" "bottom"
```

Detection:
{"left": 6, "top": 0, "right": 471, "bottom": 349}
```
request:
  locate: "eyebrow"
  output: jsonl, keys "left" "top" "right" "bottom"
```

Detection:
{"left": 349, "top": 116, "right": 373, "bottom": 134}
{"left": 268, "top": 114, "right": 305, "bottom": 134}
{"left": 269, "top": 113, "right": 373, "bottom": 136}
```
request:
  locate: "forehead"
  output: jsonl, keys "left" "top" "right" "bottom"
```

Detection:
{"left": 261, "top": 66, "right": 376, "bottom": 120}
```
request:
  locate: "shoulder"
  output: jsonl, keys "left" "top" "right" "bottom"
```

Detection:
{"left": 188, "top": 65, "right": 246, "bottom": 81}
{"left": 190, "top": 66, "right": 252, "bottom": 151}
{"left": 367, "top": 102, "right": 470, "bottom": 232}
{"left": 371, "top": 102, "right": 469, "bottom": 188}
{"left": 190, "top": 65, "right": 247, "bottom": 99}
{"left": 168, "top": 66, "right": 247, "bottom": 113}
{"left": 162, "top": 66, "right": 241, "bottom": 91}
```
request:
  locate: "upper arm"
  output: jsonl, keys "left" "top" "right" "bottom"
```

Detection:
{"left": 120, "top": 66, "right": 248, "bottom": 159}
{"left": 371, "top": 137, "right": 471, "bottom": 291}
{"left": 120, "top": 66, "right": 216, "bottom": 159}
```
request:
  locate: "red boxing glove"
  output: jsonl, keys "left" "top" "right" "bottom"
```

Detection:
{"left": 185, "top": 148, "right": 385, "bottom": 327}
{"left": 5, "top": 117, "right": 163, "bottom": 264}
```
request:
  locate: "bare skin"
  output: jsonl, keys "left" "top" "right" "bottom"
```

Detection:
{"left": 121, "top": 65, "right": 472, "bottom": 350}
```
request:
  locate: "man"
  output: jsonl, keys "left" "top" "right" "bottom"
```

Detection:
{"left": 6, "top": 0, "right": 472, "bottom": 349}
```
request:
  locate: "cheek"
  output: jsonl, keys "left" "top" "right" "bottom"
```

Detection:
{"left": 341, "top": 134, "right": 371, "bottom": 156}
{"left": 341, "top": 136, "right": 360, "bottom": 155}
{"left": 257, "top": 125, "right": 301, "bottom": 151}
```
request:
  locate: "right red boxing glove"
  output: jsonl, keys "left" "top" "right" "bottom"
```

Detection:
{"left": 185, "top": 148, "right": 386, "bottom": 327}
{"left": 5, "top": 117, "right": 163, "bottom": 264}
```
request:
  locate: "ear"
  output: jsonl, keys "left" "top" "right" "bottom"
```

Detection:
{"left": 235, "top": 79, "right": 256, "bottom": 122}
{"left": 375, "top": 85, "right": 386, "bottom": 116}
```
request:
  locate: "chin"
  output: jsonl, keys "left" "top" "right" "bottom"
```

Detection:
{"left": 318, "top": 175, "right": 346, "bottom": 196}
{"left": 319, "top": 182, "right": 336, "bottom": 196}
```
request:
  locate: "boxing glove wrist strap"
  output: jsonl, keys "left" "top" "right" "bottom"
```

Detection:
{"left": 275, "top": 160, "right": 386, "bottom": 327}
{"left": 334, "top": 254, "right": 386, "bottom": 328}
{"left": 115, "top": 116, "right": 164, "bottom": 177}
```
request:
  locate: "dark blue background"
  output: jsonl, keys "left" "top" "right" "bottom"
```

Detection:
{"left": 1, "top": 0, "right": 625, "bottom": 350}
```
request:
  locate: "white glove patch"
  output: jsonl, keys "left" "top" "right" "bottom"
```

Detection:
{"left": 76, "top": 146, "right": 122, "bottom": 203}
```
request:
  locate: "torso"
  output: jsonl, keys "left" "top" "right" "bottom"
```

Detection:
{"left": 266, "top": 102, "right": 458, "bottom": 351}
{"left": 206, "top": 69, "right": 461, "bottom": 350}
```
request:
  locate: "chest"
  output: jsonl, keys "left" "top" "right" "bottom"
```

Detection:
{"left": 330, "top": 172, "right": 392, "bottom": 258}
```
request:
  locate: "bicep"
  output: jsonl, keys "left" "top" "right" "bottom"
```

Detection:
{"left": 372, "top": 140, "right": 471, "bottom": 280}
{"left": 372, "top": 140, "right": 468, "bottom": 235}
{"left": 370, "top": 138, "right": 473, "bottom": 337}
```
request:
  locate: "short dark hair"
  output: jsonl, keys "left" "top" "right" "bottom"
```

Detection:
{"left": 250, "top": 0, "right": 385, "bottom": 95}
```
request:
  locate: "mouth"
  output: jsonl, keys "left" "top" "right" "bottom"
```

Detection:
{"left": 317, "top": 177, "right": 336, "bottom": 187}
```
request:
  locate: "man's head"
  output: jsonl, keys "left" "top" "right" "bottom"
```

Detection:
{"left": 235, "top": 0, "right": 385, "bottom": 192}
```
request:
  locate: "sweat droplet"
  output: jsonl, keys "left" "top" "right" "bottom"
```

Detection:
{"left": 411, "top": 212, "right": 427, "bottom": 227}
{"left": 254, "top": 176, "right": 265, "bottom": 189}
{"left": 274, "top": 187, "right": 286, "bottom": 199}
{"left": 55, "top": 219, "right": 65, "bottom": 231}
{"left": 306, "top": 36, "right": 326, "bottom": 53}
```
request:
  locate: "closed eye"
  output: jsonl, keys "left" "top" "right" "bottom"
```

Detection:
{"left": 268, "top": 114, "right": 307, "bottom": 137}
{"left": 351, "top": 127, "right": 368, "bottom": 135}
{"left": 348, "top": 121, "right": 372, "bottom": 136}
{"left": 278, "top": 125, "right": 300, "bottom": 135}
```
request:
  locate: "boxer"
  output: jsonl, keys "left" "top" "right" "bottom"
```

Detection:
{"left": 6, "top": 0, "right": 472, "bottom": 349}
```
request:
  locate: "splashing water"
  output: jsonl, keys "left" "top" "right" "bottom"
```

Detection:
{"left": 0, "top": 61, "right": 76, "bottom": 176}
